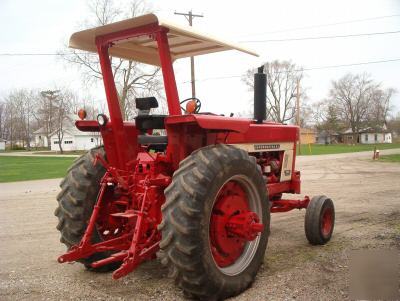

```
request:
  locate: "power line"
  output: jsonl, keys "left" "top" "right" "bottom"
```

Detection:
{"left": 2, "top": 28, "right": 399, "bottom": 58}
{"left": 0, "top": 52, "right": 93, "bottom": 56}
{"left": 239, "top": 14, "right": 400, "bottom": 37}
{"left": 240, "top": 30, "right": 400, "bottom": 43}
{"left": 0, "top": 53, "right": 64, "bottom": 56}
{"left": 181, "top": 58, "right": 400, "bottom": 83}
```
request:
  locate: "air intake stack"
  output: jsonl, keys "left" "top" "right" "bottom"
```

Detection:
{"left": 254, "top": 65, "right": 266, "bottom": 123}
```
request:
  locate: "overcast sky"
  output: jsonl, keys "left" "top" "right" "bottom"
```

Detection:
{"left": 0, "top": 0, "right": 399, "bottom": 118}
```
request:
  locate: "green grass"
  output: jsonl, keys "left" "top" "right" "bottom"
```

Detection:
{"left": 378, "top": 154, "right": 400, "bottom": 163}
{"left": 0, "top": 156, "right": 76, "bottom": 183}
{"left": 298, "top": 143, "right": 400, "bottom": 155}
{"left": 32, "top": 150, "right": 85, "bottom": 155}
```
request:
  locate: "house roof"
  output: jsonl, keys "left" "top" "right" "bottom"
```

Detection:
{"left": 359, "top": 127, "right": 390, "bottom": 134}
{"left": 344, "top": 126, "right": 390, "bottom": 134}
{"left": 69, "top": 13, "right": 258, "bottom": 66}
{"left": 49, "top": 124, "right": 95, "bottom": 138}
{"left": 316, "top": 130, "right": 340, "bottom": 137}
{"left": 300, "top": 128, "right": 316, "bottom": 134}
{"left": 33, "top": 127, "right": 47, "bottom": 135}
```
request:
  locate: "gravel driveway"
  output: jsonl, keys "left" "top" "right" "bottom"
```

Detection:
{"left": 0, "top": 149, "right": 399, "bottom": 300}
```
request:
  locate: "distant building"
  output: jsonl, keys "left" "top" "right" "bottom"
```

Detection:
{"left": 316, "top": 130, "right": 340, "bottom": 144}
{"left": 0, "top": 138, "right": 6, "bottom": 151}
{"left": 32, "top": 127, "right": 49, "bottom": 148}
{"left": 50, "top": 125, "right": 102, "bottom": 151}
{"left": 359, "top": 127, "right": 392, "bottom": 144}
{"left": 341, "top": 126, "right": 392, "bottom": 144}
{"left": 300, "top": 128, "right": 316, "bottom": 144}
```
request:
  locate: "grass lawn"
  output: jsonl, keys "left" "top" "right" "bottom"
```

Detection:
{"left": 0, "top": 156, "right": 76, "bottom": 183}
{"left": 298, "top": 143, "right": 400, "bottom": 155}
{"left": 378, "top": 154, "right": 400, "bottom": 163}
{"left": 32, "top": 150, "right": 85, "bottom": 155}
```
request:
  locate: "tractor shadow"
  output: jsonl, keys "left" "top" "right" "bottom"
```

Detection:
{"left": 71, "top": 259, "right": 182, "bottom": 300}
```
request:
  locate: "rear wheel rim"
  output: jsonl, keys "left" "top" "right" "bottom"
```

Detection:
{"left": 321, "top": 206, "right": 333, "bottom": 237}
{"left": 209, "top": 175, "right": 263, "bottom": 276}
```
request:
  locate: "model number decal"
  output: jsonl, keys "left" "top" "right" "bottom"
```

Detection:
{"left": 254, "top": 144, "right": 280, "bottom": 150}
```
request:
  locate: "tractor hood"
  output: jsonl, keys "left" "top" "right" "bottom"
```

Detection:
{"left": 165, "top": 114, "right": 251, "bottom": 133}
{"left": 69, "top": 14, "right": 258, "bottom": 66}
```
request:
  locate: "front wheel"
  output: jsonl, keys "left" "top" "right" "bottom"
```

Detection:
{"left": 304, "top": 195, "right": 335, "bottom": 245}
{"left": 159, "top": 144, "right": 270, "bottom": 300}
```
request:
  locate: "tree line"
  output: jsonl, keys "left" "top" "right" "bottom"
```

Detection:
{"left": 0, "top": 89, "right": 101, "bottom": 152}
{"left": 1, "top": 0, "right": 398, "bottom": 152}
{"left": 0, "top": 0, "right": 164, "bottom": 152}
{"left": 243, "top": 60, "right": 398, "bottom": 139}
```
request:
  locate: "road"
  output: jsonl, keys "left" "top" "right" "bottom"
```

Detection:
{"left": 0, "top": 149, "right": 399, "bottom": 300}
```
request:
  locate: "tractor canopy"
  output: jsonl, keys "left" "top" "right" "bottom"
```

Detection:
{"left": 69, "top": 13, "right": 258, "bottom": 66}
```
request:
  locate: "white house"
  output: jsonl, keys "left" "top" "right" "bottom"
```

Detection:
{"left": 359, "top": 128, "right": 392, "bottom": 144}
{"left": 0, "top": 138, "right": 6, "bottom": 151}
{"left": 342, "top": 125, "right": 392, "bottom": 144}
{"left": 50, "top": 125, "right": 102, "bottom": 151}
{"left": 33, "top": 127, "right": 49, "bottom": 148}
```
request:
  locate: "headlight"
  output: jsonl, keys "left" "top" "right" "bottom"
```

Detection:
{"left": 97, "top": 114, "right": 108, "bottom": 126}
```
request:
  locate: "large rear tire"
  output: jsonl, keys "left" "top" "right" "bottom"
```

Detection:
{"left": 54, "top": 146, "right": 119, "bottom": 272}
{"left": 159, "top": 144, "right": 270, "bottom": 300}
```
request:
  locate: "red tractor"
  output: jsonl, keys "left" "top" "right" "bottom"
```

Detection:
{"left": 55, "top": 14, "right": 335, "bottom": 300}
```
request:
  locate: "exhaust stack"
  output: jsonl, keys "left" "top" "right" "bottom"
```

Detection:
{"left": 254, "top": 65, "right": 266, "bottom": 123}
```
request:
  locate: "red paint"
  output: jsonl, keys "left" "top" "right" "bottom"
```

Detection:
{"left": 155, "top": 28, "right": 181, "bottom": 116}
{"left": 270, "top": 196, "right": 310, "bottom": 213}
{"left": 96, "top": 42, "right": 134, "bottom": 169}
{"left": 166, "top": 114, "right": 251, "bottom": 133}
{"left": 321, "top": 207, "right": 334, "bottom": 237}
{"left": 210, "top": 181, "right": 263, "bottom": 267}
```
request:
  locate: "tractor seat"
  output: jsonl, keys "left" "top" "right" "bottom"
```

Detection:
{"left": 135, "top": 114, "right": 166, "bottom": 131}
{"left": 135, "top": 97, "right": 167, "bottom": 150}
{"left": 138, "top": 135, "right": 168, "bottom": 145}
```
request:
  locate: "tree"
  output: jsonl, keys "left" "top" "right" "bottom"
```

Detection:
{"left": 60, "top": 0, "right": 162, "bottom": 120}
{"left": 313, "top": 100, "right": 345, "bottom": 134}
{"left": 367, "top": 87, "right": 395, "bottom": 128}
{"left": 39, "top": 90, "right": 75, "bottom": 153}
{"left": 36, "top": 90, "right": 59, "bottom": 149}
{"left": 388, "top": 113, "right": 400, "bottom": 138}
{"left": 299, "top": 99, "right": 313, "bottom": 128}
{"left": 2, "top": 97, "right": 17, "bottom": 148}
{"left": 0, "top": 100, "right": 5, "bottom": 139}
{"left": 329, "top": 73, "right": 374, "bottom": 141}
{"left": 329, "top": 73, "right": 394, "bottom": 141}
{"left": 243, "top": 60, "right": 304, "bottom": 123}
{"left": 53, "top": 91, "right": 74, "bottom": 153}
{"left": 1, "top": 89, "right": 37, "bottom": 149}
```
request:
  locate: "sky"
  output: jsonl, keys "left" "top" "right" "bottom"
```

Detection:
{"left": 0, "top": 0, "right": 399, "bottom": 118}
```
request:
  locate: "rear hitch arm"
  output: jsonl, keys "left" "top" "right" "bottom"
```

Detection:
{"left": 58, "top": 180, "right": 109, "bottom": 263}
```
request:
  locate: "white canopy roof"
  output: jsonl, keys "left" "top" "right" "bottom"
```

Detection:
{"left": 69, "top": 14, "right": 258, "bottom": 66}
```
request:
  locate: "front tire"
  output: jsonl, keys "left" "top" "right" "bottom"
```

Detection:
{"left": 159, "top": 144, "right": 270, "bottom": 300}
{"left": 304, "top": 195, "right": 335, "bottom": 245}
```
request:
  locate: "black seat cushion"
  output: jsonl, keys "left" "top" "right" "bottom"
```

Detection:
{"left": 135, "top": 115, "right": 166, "bottom": 131}
{"left": 136, "top": 97, "right": 158, "bottom": 110}
{"left": 138, "top": 135, "right": 168, "bottom": 145}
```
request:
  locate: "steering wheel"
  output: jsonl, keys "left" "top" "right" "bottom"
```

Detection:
{"left": 180, "top": 97, "right": 201, "bottom": 114}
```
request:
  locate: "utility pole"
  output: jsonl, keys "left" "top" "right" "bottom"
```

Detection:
{"left": 174, "top": 10, "right": 203, "bottom": 98}
{"left": 296, "top": 78, "right": 301, "bottom": 155}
